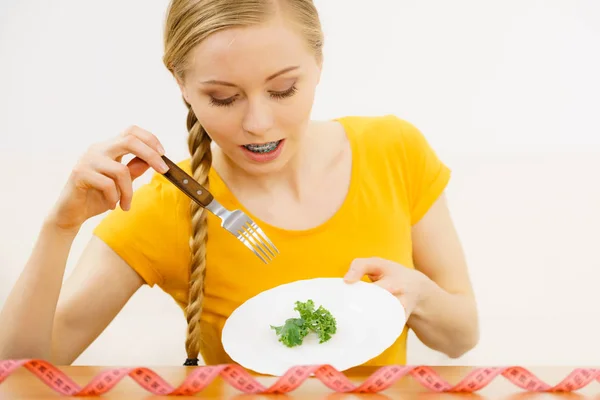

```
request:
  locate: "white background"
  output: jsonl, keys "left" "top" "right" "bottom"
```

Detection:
{"left": 1, "top": 0, "right": 599, "bottom": 367}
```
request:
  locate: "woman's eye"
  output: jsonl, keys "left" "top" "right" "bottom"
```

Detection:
{"left": 208, "top": 85, "right": 298, "bottom": 108}
{"left": 270, "top": 85, "right": 297, "bottom": 99}
{"left": 209, "top": 94, "right": 237, "bottom": 107}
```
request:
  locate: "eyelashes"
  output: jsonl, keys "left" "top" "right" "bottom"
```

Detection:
{"left": 209, "top": 85, "right": 298, "bottom": 108}
{"left": 270, "top": 84, "right": 298, "bottom": 100}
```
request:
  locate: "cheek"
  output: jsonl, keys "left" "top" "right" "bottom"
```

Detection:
{"left": 275, "top": 85, "right": 317, "bottom": 130}
{"left": 192, "top": 104, "right": 242, "bottom": 146}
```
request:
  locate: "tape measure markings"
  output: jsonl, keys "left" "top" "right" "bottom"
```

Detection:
{"left": 1, "top": 359, "right": 599, "bottom": 395}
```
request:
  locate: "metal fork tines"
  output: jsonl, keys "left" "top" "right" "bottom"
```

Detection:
{"left": 205, "top": 199, "right": 279, "bottom": 263}
{"left": 159, "top": 155, "right": 279, "bottom": 263}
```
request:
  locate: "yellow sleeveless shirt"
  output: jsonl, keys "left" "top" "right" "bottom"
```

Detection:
{"left": 93, "top": 115, "right": 451, "bottom": 366}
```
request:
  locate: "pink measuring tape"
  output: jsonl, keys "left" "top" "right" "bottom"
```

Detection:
{"left": 1, "top": 359, "right": 599, "bottom": 395}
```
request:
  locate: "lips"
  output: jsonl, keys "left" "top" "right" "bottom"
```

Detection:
{"left": 240, "top": 139, "right": 286, "bottom": 163}
{"left": 242, "top": 140, "right": 282, "bottom": 153}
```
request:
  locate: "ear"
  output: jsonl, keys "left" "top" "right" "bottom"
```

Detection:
{"left": 316, "top": 56, "right": 324, "bottom": 85}
{"left": 175, "top": 76, "right": 191, "bottom": 104}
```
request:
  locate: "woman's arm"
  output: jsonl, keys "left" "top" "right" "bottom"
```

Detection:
{"left": 0, "top": 223, "right": 144, "bottom": 364}
{"left": 0, "top": 125, "right": 167, "bottom": 364}
{"left": 0, "top": 220, "right": 80, "bottom": 361}
{"left": 51, "top": 235, "right": 145, "bottom": 364}
{"left": 408, "top": 192, "right": 479, "bottom": 358}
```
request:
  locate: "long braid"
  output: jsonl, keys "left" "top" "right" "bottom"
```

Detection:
{"left": 183, "top": 101, "right": 212, "bottom": 366}
{"left": 162, "top": 0, "right": 324, "bottom": 367}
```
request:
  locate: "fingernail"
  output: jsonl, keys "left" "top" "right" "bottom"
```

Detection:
{"left": 157, "top": 144, "right": 165, "bottom": 155}
{"left": 159, "top": 160, "right": 169, "bottom": 173}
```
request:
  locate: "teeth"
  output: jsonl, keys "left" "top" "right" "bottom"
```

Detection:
{"left": 243, "top": 140, "right": 280, "bottom": 153}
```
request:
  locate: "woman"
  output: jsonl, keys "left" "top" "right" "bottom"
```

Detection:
{"left": 0, "top": 0, "right": 479, "bottom": 367}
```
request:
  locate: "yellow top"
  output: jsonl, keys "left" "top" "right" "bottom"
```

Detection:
{"left": 93, "top": 115, "right": 451, "bottom": 366}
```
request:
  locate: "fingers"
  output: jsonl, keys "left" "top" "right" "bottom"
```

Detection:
{"left": 121, "top": 125, "right": 165, "bottom": 155}
{"left": 344, "top": 258, "right": 399, "bottom": 294}
{"left": 92, "top": 159, "right": 133, "bottom": 211}
{"left": 54, "top": 125, "right": 169, "bottom": 229}
{"left": 78, "top": 170, "right": 120, "bottom": 210}
{"left": 344, "top": 257, "right": 388, "bottom": 283}
{"left": 372, "top": 278, "right": 399, "bottom": 294}
{"left": 76, "top": 125, "right": 167, "bottom": 212}
{"left": 126, "top": 156, "right": 151, "bottom": 180}
{"left": 107, "top": 125, "right": 169, "bottom": 174}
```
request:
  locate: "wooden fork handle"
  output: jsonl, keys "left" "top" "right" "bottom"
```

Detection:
{"left": 160, "top": 156, "right": 214, "bottom": 207}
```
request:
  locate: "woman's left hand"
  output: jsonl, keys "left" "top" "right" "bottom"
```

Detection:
{"left": 343, "top": 257, "right": 433, "bottom": 318}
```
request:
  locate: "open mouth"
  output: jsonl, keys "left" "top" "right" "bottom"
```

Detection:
{"left": 242, "top": 140, "right": 283, "bottom": 154}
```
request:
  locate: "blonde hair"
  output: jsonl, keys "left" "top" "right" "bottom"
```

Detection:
{"left": 162, "top": 0, "right": 323, "bottom": 365}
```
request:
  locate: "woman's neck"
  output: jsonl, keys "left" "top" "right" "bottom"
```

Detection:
{"left": 212, "top": 120, "right": 346, "bottom": 201}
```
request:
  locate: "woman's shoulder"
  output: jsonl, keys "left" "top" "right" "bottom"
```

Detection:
{"left": 335, "top": 114, "right": 450, "bottom": 224}
{"left": 335, "top": 114, "right": 435, "bottom": 161}
{"left": 336, "top": 113, "right": 408, "bottom": 131}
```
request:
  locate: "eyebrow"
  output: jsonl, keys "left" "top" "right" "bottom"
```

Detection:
{"left": 201, "top": 65, "right": 299, "bottom": 87}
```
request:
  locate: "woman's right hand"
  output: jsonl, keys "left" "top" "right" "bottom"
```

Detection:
{"left": 47, "top": 125, "right": 170, "bottom": 233}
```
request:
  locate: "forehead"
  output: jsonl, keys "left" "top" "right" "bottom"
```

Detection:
{"left": 185, "top": 19, "right": 312, "bottom": 83}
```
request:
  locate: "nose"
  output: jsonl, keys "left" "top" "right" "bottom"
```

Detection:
{"left": 241, "top": 96, "right": 274, "bottom": 137}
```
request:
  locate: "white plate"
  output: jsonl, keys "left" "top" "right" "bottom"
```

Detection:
{"left": 221, "top": 277, "right": 405, "bottom": 376}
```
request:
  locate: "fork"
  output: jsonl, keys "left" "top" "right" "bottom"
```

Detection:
{"left": 160, "top": 155, "right": 279, "bottom": 263}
